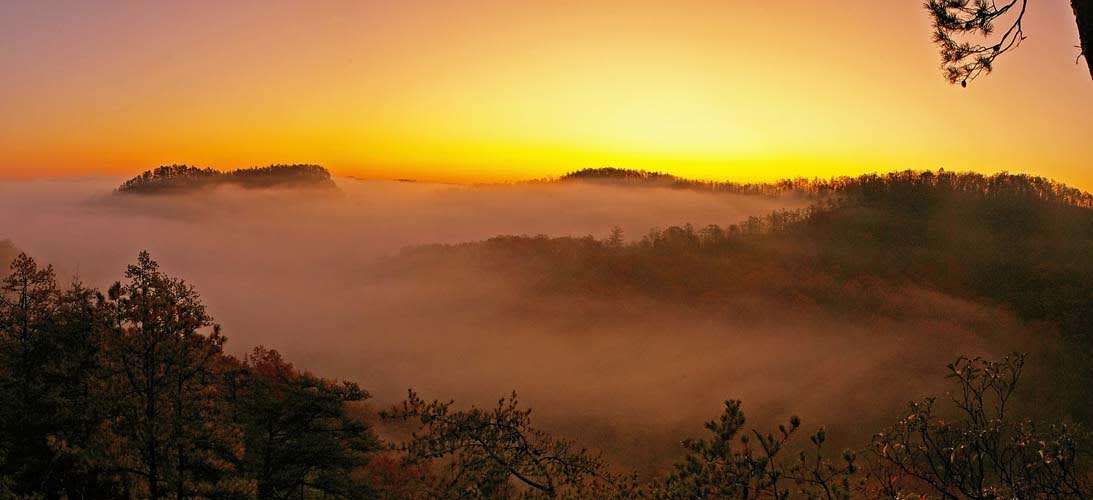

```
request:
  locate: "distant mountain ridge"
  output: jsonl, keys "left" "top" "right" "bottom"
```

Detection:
{"left": 556, "top": 167, "right": 794, "bottom": 197}
{"left": 558, "top": 167, "right": 1093, "bottom": 207}
{"left": 116, "top": 164, "right": 338, "bottom": 194}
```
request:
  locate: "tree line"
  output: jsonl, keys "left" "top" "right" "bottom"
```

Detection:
{"left": 556, "top": 168, "right": 1093, "bottom": 208}
{"left": 116, "top": 165, "right": 337, "bottom": 195}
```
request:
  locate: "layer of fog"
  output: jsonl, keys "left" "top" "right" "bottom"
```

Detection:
{"left": 0, "top": 177, "right": 797, "bottom": 284}
{"left": 0, "top": 177, "right": 1035, "bottom": 472}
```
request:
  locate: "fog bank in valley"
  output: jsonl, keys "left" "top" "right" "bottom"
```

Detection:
{"left": 0, "top": 176, "right": 1034, "bottom": 471}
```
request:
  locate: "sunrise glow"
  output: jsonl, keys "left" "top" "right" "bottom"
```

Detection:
{"left": 1, "top": 1, "right": 1090, "bottom": 187}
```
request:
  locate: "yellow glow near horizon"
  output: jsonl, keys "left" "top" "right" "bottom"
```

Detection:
{"left": 0, "top": 1, "right": 1091, "bottom": 188}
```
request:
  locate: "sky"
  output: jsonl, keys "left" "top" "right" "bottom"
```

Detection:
{"left": 0, "top": 0, "right": 1090, "bottom": 188}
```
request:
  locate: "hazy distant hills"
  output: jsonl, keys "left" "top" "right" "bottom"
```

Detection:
{"left": 115, "top": 164, "right": 338, "bottom": 194}
{"left": 390, "top": 169, "right": 1093, "bottom": 419}
{"left": 416, "top": 170, "right": 1093, "bottom": 338}
{"left": 400, "top": 170, "right": 1093, "bottom": 312}
{"left": 559, "top": 167, "right": 1093, "bottom": 204}
{"left": 556, "top": 167, "right": 801, "bottom": 197}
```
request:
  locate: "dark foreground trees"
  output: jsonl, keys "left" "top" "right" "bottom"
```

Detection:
{"left": 0, "top": 254, "right": 114, "bottom": 497}
{"left": 99, "top": 252, "right": 242, "bottom": 498}
{"left": 228, "top": 347, "right": 378, "bottom": 498}
{"left": 1, "top": 250, "right": 1091, "bottom": 498}
{"left": 0, "top": 252, "right": 379, "bottom": 499}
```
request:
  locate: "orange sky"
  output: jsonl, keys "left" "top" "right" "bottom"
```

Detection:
{"left": 0, "top": 1, "right": 1090, "bottom": 188}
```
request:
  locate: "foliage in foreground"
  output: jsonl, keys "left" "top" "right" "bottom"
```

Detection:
{"left": 381, "top": 391, "right": 619, "bottom": 499}
{"left": 0, "top": 252, "right": 378, "bottom": 499}
{"left": 656, "top": 401, "right": 855, "bottom": 500}
{"left": 869, "top": 354, "right": 1091, "bottom": 498}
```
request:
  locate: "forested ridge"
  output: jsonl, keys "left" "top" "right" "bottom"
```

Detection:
{"left": 116, "top": 165, "right": 338, "bottom": 194}
{"left": 3, "top": 169, "right": 1093, "bottom": 498}
{"left": 403, "top": 170, "right": 1092, "bottom": 338}
{"left": 554, "top": 168, "right": 1093, "bottom": 207}
{"left": 399, "top": 170, "right": 1093, "bottom": 419}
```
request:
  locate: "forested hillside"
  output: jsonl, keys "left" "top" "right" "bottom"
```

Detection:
{"left": 394, "top": 170, "right": 1093, "bottom": 420}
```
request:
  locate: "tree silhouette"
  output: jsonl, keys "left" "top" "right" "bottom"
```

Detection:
{"left": 0, "top": 255, "right": 125, "bottom": 497}
{"left": 382, "top": 390, "right": 614, "bottom": 498}
{"left": 926, "top": 0, "right": 1093, "bottom": 85}
{"left": 659, "top": 401, "right": 856, "bottom": 500}
{"left": 868, "top": 353, "right": 1091, "bottom": 498}
{"left": 0, "top": 254, "right": 61, "bottom": 494}
{"left": 99, "top": 252, "right": 243, "bottom": 499}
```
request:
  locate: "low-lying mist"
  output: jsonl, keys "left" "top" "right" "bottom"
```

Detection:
{"left": 0, "top": 176, "right": 797, "bottom": 283}
{"left": 0, "top": 176, "right": 1036, "bottom": 472}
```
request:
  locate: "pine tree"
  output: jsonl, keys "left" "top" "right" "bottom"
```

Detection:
{"left": 98, "top": 252, "right": 244, "bottom": 499}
